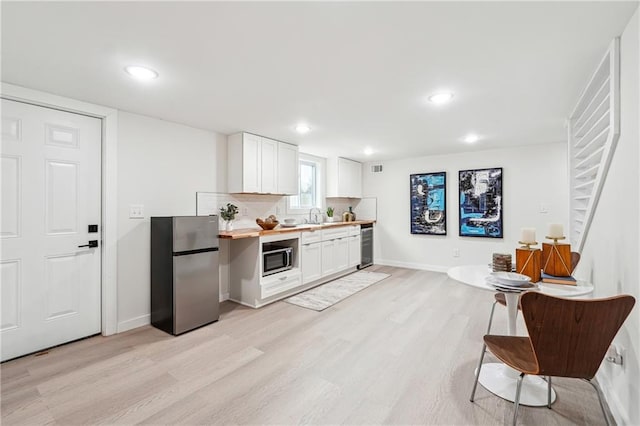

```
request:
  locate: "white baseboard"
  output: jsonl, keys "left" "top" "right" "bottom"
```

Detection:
{"left": 595, "top": 370, "right": 628, "bottom": 425}
{"left": 376, "top": 259, "right": 449, "bottom": 273}
{"left": 117, "top": 314, "right": 150, "bottom": 333}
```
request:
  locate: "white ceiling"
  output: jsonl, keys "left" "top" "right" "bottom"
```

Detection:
{"left": 2, "top": 1, "right": 637, "bottom": 161}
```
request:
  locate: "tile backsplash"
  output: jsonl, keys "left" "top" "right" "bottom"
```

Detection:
{"left": 196, "top": 192, "right": 375, "bottom": 230}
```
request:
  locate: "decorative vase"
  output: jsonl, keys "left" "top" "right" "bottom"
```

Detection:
{"left": 225, "top": 220, "right": 234, "bottom": 231}
{"left": 327, "top": 216, "right": 334, "bottom": 223}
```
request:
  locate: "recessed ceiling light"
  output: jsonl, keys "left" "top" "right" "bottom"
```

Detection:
{"left": 364, "top": 147, "right": 374, "bottom": 156}
{"left": 295, "top": 124, "right": 310, "bottom": 134}
{"left": 464, "top": 134, "right": 479, "bottom": 143}
{"left": 428, "top": 91, "right": 454, "bottom": 105}
{"left": 124, "top": 65, "right": 159, "bottom": 81}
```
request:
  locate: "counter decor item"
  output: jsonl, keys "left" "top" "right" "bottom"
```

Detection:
{"left": 342, "top": 207, "right": 355, "bottom": 222}
{"left": 410, "top": 172, "right": 447, "bottom": 235}
{"left": 515, "top": 228, "right": 541, "bottom": 282}
{"left": 459, "top": 168, "right": 502, "bottom": 238}
{"left": 541, "top": 223, "right": 572, "bottom": 277}
{"left": 281, "top": 218, "right": 297, "bottom": 228}
{"left": 326, "top": 207, "right": 335, "bottom": 223}
{"left": 256, "top": 215, "right": 279, "bottom": 230}
{"left": 220, "top": 203, "right": 239, "bottom": 231}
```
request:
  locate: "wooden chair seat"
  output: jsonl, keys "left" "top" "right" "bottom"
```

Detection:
{"left": 484, "top": 335, "right": 538, "bottom": 375}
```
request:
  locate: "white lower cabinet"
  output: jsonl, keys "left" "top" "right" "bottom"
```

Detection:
{"left": 348, "top": 235, "right": 361, "bottom": 268}
{"left": 321, "top": 240, "right": 337, "bottom": 276}
{"left": 301, "top": 242, "right": 322, "bottom": 284}
{"left": 229, "top": 224, "right": 364, "bottom": 309}
{"left": 319, "top": 226, "right": 361, "bottom": 278}
{"left": 334, "top": 237, "right": 349, "bottom": 271}
{"left": 261, "top": 269, "right": 301, "bottom": 299}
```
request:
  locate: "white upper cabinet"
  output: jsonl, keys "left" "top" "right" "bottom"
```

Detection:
{"left": 277, "top": 142, "right": 299, "bottom": 195}
{"left": 228, "top": 132, "right": 299, "bottom": 195}
{"left": 327, "top": 157, "right": 362, "bottom": 198}
{"left": 260, "top": 138, "right": 278, "bottom": 194}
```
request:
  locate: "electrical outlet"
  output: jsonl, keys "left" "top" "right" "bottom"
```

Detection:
{"left": 453, "top": 248, "right": 460, "bottom": 257}
{"left": 129, "top": 204, "right": 144, "bottom": 219}
{"left": 540, "top": 203, "right": 549, "bottom": 213}
{"left": 606, "top": 344, "right": 624, "bottom": 366}
{"left": 242, "top": 207, "right": 248, "bottom": 216}
{"left": 276, "top": 206, "right": 281, "bottom": 214}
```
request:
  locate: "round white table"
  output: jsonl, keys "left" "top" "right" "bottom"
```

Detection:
{"left": 448, "top": 264, "right": 594, "bottom": 407}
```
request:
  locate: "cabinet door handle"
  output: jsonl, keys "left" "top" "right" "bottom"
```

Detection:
{"left": 279, "top": 276, "right": 287, "bottom": 281}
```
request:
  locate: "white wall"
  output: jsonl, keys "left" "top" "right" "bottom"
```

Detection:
{"left": 116, "top": 112, "right": 227, "bottom": 331}
{"left": 362, "top": 143, "right": 568, "bottom": 271}
{"left": 579, "top": 9, "right": 639, "bottom": 425}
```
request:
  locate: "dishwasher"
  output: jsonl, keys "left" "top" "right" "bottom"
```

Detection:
{"left": 358, "top": 223, "right": 373, "bottom": 269}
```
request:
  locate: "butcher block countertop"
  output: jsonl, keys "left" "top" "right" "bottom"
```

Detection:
{"left": 219, "top": 220, "right": 375, "bottom": 240}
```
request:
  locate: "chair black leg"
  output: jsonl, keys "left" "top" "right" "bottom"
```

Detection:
{"left": 585, "top": 379, "right": 610, "bottom": 426}
{"left": 513, "top": 373, "right": 525, "bottom": 426}
{"left": 547, "top": 376, "right": 552, "bottom": 408}
{"left": 470, "top": 343, "right": 487, "bottom": 402}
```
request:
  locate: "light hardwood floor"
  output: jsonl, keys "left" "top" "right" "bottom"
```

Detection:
{"left": 1, "top": 266, "right": 613, "bottom": 425}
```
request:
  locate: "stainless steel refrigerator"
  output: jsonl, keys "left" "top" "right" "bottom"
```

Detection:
{"left": 151, "top": 216, "right": 220, "bottom": 335}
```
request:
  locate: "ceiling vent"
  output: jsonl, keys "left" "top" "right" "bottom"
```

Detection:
{"left": 371, "top": 164, "right": 383, "bottom": 173}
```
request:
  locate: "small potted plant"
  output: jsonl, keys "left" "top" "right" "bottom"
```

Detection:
{"left": 326, "top": 206, "right": 335, "bottom": 223}
{"left": 220, "top": 203, "right": 239, "bottom": 231}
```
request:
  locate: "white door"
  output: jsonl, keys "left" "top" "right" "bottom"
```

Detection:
{"left": 301, "top": 242, "right": 322, "bottom": 284}
{"left": 321, "top": 240, "right": 336, "bottom": 276}
{"left": 260, "top": 137, "right": 278, "bottom": 194}
{"left": 242, "top": 133, "right": 261, "bottom": 193}
{"left": 349, "top": 235, "right": 361, "bottom": 268}
{"left": 277, "top": 142, "right": 299, "bottom": 195}
{"left": 334, "top": 237, "right": 349, "bottom": 271}
{"left": 1, "top": 99, "right": 102, "bottom": 361}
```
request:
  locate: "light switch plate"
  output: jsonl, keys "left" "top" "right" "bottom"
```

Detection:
{"left": 129, "top": 204, "right": 144, "bottom": 219}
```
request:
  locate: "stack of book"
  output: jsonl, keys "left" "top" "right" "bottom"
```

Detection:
{"left": 492, "top": 253, "right": 512, "bottom": 272}
{"left": 541, "top": 272, "right": 577, "bottom": 285}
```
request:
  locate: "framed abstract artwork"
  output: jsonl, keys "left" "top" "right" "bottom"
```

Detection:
{"left": 410, "top": 172, "right": 446, "bottom": 235}
{"left": 459, "top": 168, "right": 503, "bottom": 238}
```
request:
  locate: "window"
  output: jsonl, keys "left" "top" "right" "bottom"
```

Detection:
{"left": 288, "top": 154, "right": 324, "bottom": 212}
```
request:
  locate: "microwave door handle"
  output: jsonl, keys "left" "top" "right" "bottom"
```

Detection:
{"left": 286, "top": 249, "right": 291, "bottom": 268}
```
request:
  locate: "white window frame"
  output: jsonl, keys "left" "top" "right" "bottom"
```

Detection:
{"left": 287, "top": 153, "right": 325, "bottom": 214}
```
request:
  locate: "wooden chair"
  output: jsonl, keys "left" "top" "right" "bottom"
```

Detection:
{"left": 485, "top": 252, "right": 582, "bottom": 334}
{"left": 471, "top": 291, "right": 635, "bottom": 425}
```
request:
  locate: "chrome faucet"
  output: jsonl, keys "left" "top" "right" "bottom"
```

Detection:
{"left": 309, "top": 207, "right": 323, "bottom": 224}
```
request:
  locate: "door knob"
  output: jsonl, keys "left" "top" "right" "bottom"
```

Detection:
{"left": 78, "top": 240, "right": 98, "bottom": 248}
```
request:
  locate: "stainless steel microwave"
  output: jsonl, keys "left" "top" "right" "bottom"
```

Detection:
{"left": 262, "top": 245, "right": 293, "bottom": 276}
